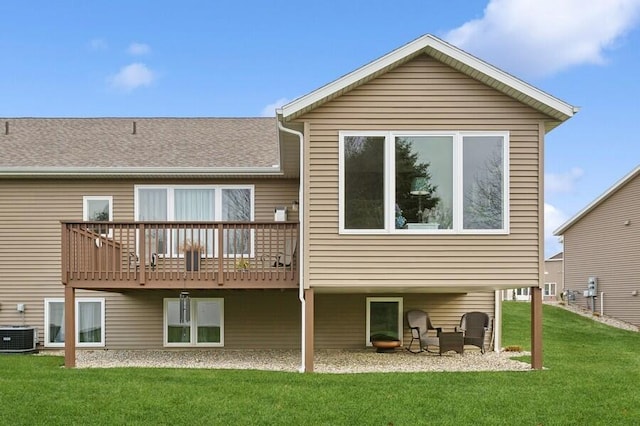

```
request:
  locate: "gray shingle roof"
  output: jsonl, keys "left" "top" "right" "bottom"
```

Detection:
{"left": 0, "top": 118, "right": 280, "bottom": 174}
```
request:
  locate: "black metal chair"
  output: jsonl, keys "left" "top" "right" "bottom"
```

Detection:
{"left": 456, "top": 311, "right": 490, "bottom": 353}
{"left": 406, "top": 310, "right": 442, "bottom": 353}
{"left": 129, "top": 252, "right": 157, "bottom": 271}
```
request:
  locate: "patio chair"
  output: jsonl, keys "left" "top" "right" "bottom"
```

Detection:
{"left": 129, "top": 252, "right": 157, "bottom": 271}
{"left": 456, "top": 311, "right": 490, "bottom": 353}
{"left": 406, "top": 310, "right": 442, "bottom": 353}
{"left": 262, "top": 236, "right": 297, "bottom": 267}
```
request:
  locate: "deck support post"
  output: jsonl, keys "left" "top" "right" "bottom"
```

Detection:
{"left": 64, "top": 286, "right": 76, "bottom": 368}
{"left": 531, "top": 286, "right": 543, "bottom": 369}
{"left": 304, "top": 288, "right": 314, "bottom": 372}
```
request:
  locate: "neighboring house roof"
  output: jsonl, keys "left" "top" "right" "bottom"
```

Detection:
{"left": 554, "top": 165, "right": 640, "bottom": 235}
{"left": 0, "top": 117, "right": 281, "bottom": 177}
{"left": 279, "top": 34, "right": 578, "bottom": 129}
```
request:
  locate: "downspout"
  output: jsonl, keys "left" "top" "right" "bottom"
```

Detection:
{"left": 493, "top": 290, "right": 501, "bottom": 352}
{"left": 277, "top": 120, "right": 306, "bottom": 373}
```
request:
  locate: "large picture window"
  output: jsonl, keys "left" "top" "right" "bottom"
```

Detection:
{"left": 366, "top": 297, "right": 403, "bottom": 346}
{"left": 340, "top": 131, "right": 508, "bottom": 234}
{"left": 44, "top": 298, "right": 106, "bottom": 347}
{"left": 164, "top": 298, "right": 224, "bottom": 347}
{"left": 135, "top": 185, "right": 254, "bottom": 256}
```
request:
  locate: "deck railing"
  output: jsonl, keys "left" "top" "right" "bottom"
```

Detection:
{"left": 61, "top": 221, "right": 299, "bottom": 289}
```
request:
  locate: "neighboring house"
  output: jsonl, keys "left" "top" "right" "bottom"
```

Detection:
{"left": 0, "top": 34, "right": 576, "bottom": 371}
{"left": 555, "top": 166, "right": 640, "bottom": 327}
{"left": 544, "top": 252, "right": 563, "bottom": 301}
{"left": 503, "top": 252, "right": 563, "bottom": 301}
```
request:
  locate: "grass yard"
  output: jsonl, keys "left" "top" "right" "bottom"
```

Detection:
{"left": 1, "top": 302, "right": 639, "bottom": 425}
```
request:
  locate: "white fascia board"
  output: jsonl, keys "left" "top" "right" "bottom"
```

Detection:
{"left": 554, "top": 164, "right": 640, "bottom": 235}
{"left": 280, "top": 34, "right": 577, "bottom": 120}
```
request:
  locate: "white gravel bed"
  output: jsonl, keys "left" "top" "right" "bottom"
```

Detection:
{"left": 61, "top": 348, "right": 532, "bottom": 373}
{"left": 550, "top": 302, "right": 639, "bottom": 332}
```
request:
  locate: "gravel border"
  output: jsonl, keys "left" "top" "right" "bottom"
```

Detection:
{"left": 39, "top": 348, "right": 532, "bottom": 373}
{"left": 548, "top": 301, "right": 639, "bottom": 332}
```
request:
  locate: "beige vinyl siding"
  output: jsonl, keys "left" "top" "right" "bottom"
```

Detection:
{"left": 280, "top": 131, "right": 301, "bottom": 179}
{"left": 294, "top": 54, "right": 547, "bottom": 291}
{"left": 104, "top": 290, "right": 301, "bottom": 349}
{"left": 0, "top": 178, "right": 299, "bottom": 347}
{"left": 315, "top": 292, "right": 495, "bottom": 349}
{"left": 544, "top": 259, "right": 563, "bottom": 299}
{"left": 563, "top": 175, "right": 640, "bottom": 326}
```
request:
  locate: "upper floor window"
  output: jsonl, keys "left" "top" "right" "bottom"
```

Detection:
{"left": 135, "top": 185, "right": 254, "bottom": 256}
{"left": 339, "top": 131, "right": 509, "bottom": 234}
{"left": 83, "top": 195, "right": 113, "bottom": 235}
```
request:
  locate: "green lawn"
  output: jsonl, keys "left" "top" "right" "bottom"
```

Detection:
{"left": 1, "top": 302, "right": 639, "bottom": 425}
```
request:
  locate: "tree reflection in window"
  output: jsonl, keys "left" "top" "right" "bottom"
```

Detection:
{"left": 395, "top": 138, "right": 440, "bottom": 227}
{"left": 463, "top": 137, "right": 504, "bottom": 229}
{"left": 344, "top": 136, "right": 385, "bottom": 229}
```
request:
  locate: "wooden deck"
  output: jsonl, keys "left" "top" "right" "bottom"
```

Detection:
{"left": 61, "top": 221, "right": 299, "bottom": 290}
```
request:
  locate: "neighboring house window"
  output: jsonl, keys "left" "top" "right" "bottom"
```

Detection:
{"left": 544, "top": 282, "right": 557, "bottom": 297}
{"left": 514, "top": 288, "right": 530, "bottom": 301}
{"left": 164, "top": 298, "right": 224, "bottom": 347}
{"left": 43, "top": 298, "right": 106, "bottom": 347}
{"left": 339, "top": 131, "right": 509, "bottom": 234}
{"left": 366, "top": 297, "right": 403, "bottom": 346}
{"left": 135, "top": 185, "right": 254, "bottom": 256}
{"left": 83, "top": 195, "right": 113, "bottom": 236}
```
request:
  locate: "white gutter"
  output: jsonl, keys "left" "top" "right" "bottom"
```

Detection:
{"left": 277, "top": 120, "right": 306, "bottom": 373}
{"left": 0, "top": 166, "right": 282, "bottom": 177}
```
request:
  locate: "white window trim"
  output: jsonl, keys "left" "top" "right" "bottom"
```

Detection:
{"left": 339, "top": 130, "right": 510, "bottom": 235}
{"left": 544, "top": 282, "right": 557, "bottom": 297}
{"left": 365, "top": 296, "right": 403, "bottom": 347}
{"left": 163, "top": 298, "right": 224, "bottom": 347}
{"left": 83, "top": 195, "right": 113, "bottom": 237}
{"left": 134, "top": 185, "right": 255, "bottom": 222}
{"left": 338, "top": 131, "right": 389, "bottom": 234}
{"left": 43, "top": 298, "right": 106, "bottom": 348}
{"left": 134, "top": 185, "right": 255, "bottom": 258}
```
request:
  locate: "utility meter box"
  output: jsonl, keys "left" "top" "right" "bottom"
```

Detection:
{"left": 274, "top": 206, "right": 288, "bottom": 222}
{"left": 587, "top": 277, "right": 598, "bottom": 297}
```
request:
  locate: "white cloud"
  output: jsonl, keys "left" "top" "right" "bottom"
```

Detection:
{"left": 545, "top": 167, "right": 584, "bottom": 193}
{"left": 445, "top": 0, "right": 640, "bottom": 77}
{"left": 260, "top": 98, "right": 290, "bottom": 117}
{"left": 108, "top": 63, "right": 155, "bottom": 91}
{"left": 89, "top": 38, "right": 108, "bottom": 51}
{"left": 128, "top": 42, "right": 151, "bottom": 56}
{"left": 544, "top": 202, "right": 568, "bottom": 255}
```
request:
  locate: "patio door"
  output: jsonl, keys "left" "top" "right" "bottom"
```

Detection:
{"left": 366, "top": 297, "right": 403, "bottom": 346}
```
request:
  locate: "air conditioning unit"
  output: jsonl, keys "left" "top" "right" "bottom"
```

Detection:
{"left": 0, "top": 326, "right": 38, "bottom": 353}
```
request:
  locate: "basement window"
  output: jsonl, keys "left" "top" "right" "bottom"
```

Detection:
{"left": 43, "top": 298, "right": 106, "bottom": 347}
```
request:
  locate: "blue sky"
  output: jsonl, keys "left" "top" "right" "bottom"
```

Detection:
{"left": 2, "top": 0, "right": 640, "bottom": 257}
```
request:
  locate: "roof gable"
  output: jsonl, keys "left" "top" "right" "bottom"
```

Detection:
{"left": 279, "top": 34, "right": 577, "bottom": 130}
{"left": 554, "top": 165, "right": 640, "bottom": 235}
